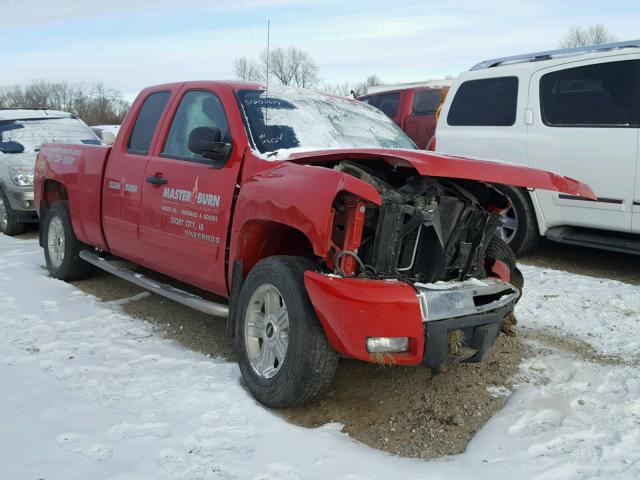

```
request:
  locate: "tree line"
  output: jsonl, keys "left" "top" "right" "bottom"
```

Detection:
{"left": 0, "top": 81, "right": 130, "bottom": 126}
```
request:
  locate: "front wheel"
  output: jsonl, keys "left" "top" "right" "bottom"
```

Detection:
{"left": 235, "top": 256, "right": 339, "bottom": 408}
{"left": 0, "top": 189, "right": 25, "bottom": 236}
{"left": 43, "top": 201, "right": 93, "bottom": 281}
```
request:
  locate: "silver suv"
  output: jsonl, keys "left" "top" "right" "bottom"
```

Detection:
{"left": 0, "top": 109, "right": 100, "bottom": 235}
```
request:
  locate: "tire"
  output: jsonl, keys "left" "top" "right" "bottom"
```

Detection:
{"left": 235, "top": 256, "right": 339, "bottom": 408}
{"left": 492, "top": 184, "right": 540, "bottom": 256}
{"left": 43, "top": 201, "right": 93, "bottom": 281}
{"left": 0, "top": 189, "right": 25, "bottom": 236}
{"left": 484, "top": 236, "right": 524, "bottom": 296}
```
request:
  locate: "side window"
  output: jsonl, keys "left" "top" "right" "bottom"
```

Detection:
{"left": 371, "top": 93, "right": 400, "bottom": 119}
{"left": 162, "top": 90, "right": 231, "bottom": 162}
{"left": 447, "top": 77, "right": 518, "bottom": 126}
{"left": 412, "top": 90, "right": 441, "bottom": 115}
{"left": 540, "top": 60, "right": 640, "bottom": 127}
{"left": 127, "top": 91, "right": 170, "bottom": 154}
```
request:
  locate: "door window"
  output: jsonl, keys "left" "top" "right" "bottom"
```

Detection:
{"left": 540, "top": 60, "right": 640, "bottom": 127}
{"left": 126, "top": 91, "right": 170, "bottom": 154}
{"left": 412, "top": 90, "right": 441, "bottom": 115}
{"left": 447, "top": 77, "right": 518, "bottom": 126}
{"left": 162, "top": 90, "right": 231, "bottom": 162}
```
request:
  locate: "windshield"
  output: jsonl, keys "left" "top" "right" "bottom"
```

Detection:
{"left": 236, "top": 87, "right": 416, "bottom": 155}
{"left": 0, "top": 117, "right": 100, "bottom": 153}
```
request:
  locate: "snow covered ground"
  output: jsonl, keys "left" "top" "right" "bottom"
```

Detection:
{"left": 1, "top": 235, "right": 638, "bottom": 480}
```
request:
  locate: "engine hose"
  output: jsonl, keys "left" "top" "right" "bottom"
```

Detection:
{"left": 334, "top": 250, "right": 368, "bottom": 277}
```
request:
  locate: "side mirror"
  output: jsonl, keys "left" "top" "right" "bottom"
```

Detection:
{"left": 188, "top": 126, "right": 232, "bottom": 167}
{"left": 101, "top": 131, "right": 116, "bottom": 146}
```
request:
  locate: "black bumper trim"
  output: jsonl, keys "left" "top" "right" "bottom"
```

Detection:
{"left": 422, "top": 304, "right": 513, "bottom": 371}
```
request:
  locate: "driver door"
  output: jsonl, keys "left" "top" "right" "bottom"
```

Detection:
{"left": 139, "top": 86, "right": 242, "bottom": 296}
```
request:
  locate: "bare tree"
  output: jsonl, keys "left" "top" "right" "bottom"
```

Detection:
{"left": 319, "top": 82, "right": 353, "bottom": 97}
{"left": 232, "top": 47, "right": 319, "bottom": 88}
{"left": 0, "top": 81, "right": 130, "bottom": 125}
{"left": 560, "top": 25, "right": 617, "bottom": 48}
{"left": 352, "top": 74, "right": 384, "bottom": 97}
{"left": 232, "top": 56, "right": 263, "bottom": 82}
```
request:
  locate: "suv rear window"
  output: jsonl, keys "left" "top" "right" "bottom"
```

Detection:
{"left": 540, "top": 60, "right": 640, "bottom": 127}
{"left": 447, "top": 77, "right": 518, "bottom": 126}
{"left": 412, "top": 90, "right": 441, "bottom": 115}
{"left": 365, "top": 93, "right": 401, "bottom": 119}
{"left": 127, "top": 91, "right": 170, "bottom": 154}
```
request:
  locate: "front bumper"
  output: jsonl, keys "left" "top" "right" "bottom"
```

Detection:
{"left": 2, "top": 184, "right": 38, "bottom": 222}
{"left": 304, "top": 272, "right": 518, "bottom": 369}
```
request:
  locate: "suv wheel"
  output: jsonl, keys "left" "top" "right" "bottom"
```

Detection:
{"left": 43, "top": 201, "right": 93, "bottom": 280}
{"left": 0, "top": 189, "right": 25, "bottom": 236}
{"left": 235, "top": 256, "right": 339, "bottom": 407}
{"left": 492, "top": 184, "right": 540, "bottom": 256}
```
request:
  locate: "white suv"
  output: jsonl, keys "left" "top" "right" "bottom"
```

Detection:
{"left": 434, "top": 40, "right": 640, "bottom": 255}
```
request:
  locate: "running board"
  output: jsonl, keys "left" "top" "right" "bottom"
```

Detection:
{"left": 79, "top": 250, "right": 229, "bottom": 318}
{"left": 546, "top": 226, "right": 640, "bottom": 255}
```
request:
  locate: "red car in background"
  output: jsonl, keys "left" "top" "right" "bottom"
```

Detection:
{"left": 359, "top": 85, "right": 449, "bottom": 149}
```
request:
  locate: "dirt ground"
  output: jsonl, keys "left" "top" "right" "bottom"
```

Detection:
{"left": 18, "top": 228, "right": 640, "bottom": 458}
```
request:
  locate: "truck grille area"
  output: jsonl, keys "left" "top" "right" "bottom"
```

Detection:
{"left": 340, "top": 160, "right": 502, "bottom": 284}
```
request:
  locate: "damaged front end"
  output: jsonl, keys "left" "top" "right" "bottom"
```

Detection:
{"left": 306, "top": 159, "right": 520, "bottom": 371}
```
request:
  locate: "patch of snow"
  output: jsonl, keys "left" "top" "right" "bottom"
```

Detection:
{"left": 517, "top": 265, "right": 640, "bottom": 359}
{"left": 1, "top": 236, "right": 639, "bottom": 479}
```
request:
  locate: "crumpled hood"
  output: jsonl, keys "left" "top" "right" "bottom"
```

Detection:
{"left": 282, "top": 147, "right": 596, "bottom": 200}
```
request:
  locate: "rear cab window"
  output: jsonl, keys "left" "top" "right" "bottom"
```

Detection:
{"left": 127, "top": 91, "right": 171, "bottom": 154}
{"left": 447, "top": 77, "right": 519, "bottom": 126}
{"left": 412, "top": 90, "right": 441, "bottom": 115}
{"left": 540, "top": 60, "right": 640, "bottom": 127}
{"left": 364, "top": 93, "right": 401, "bottom": 119}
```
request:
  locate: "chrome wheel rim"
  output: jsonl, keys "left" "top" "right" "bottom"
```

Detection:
{"left": 496, "top": 202, "right": 518, "bottom": 244}
{"left": 0, "top": 196, "right": 8, "bottom": 231}
{"left": 244, "top": 283, "right": 289, "bottom": 379}
{"left": 47, "top": 217, "right": 65, "bottom": 268}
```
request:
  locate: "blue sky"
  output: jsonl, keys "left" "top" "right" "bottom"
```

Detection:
{"left": 2, "top": 0, "right": 639, "bottom": 100}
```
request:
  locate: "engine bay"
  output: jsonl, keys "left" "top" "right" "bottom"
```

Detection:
{"left": 331, "top": 160, "right": 507, "bottom": 283}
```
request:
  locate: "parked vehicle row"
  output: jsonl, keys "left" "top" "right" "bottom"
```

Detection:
{"left": 34, "top": 81, "right": 593, "bottom": 406}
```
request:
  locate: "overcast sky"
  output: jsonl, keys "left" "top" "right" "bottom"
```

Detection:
{"left": 2, "top": 0, "right": 639, "bottom": 99}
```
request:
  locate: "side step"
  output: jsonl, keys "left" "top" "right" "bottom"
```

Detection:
{"left": 79, "top": 250, "right": 229, "bottom": 318}
{"left": 546, "top": 226, "right": 640, "bottom": 256}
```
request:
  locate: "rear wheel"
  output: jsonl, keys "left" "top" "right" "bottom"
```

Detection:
{"left": 0, "top": 189, "right": 25, "bottom": 236}
{"left": 235, "top": 256, "right": 339, "bottom": 407}
{"left": 492, "top": 184, "right": 540, "bottom": 256}
{"left": 43, "top": 201, "right": 93, "bottom": 281}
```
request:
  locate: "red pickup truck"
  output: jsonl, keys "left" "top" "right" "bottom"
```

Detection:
{"left": 34, "top": 81, "right": 594, "bottom": 407}
{"left": 358, "top": 86, "right": 447, "bottom": 149}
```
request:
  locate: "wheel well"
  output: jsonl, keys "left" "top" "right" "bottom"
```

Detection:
{"left": 38, "top": 181, "right": 69, "bottom": 247}
{"left": 235, "top": 220, "right": 315, "bottom": 277}
{"left": 42, "top": 180, "right": 68, "bottom": 208}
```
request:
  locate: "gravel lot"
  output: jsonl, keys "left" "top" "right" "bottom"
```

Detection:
{"left": 18, "top": 227, "right": 640, "bottom": 459}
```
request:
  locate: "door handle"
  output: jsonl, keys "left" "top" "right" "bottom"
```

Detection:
{"left": 146, "top": 174, "right": 167, "bottom": 185}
